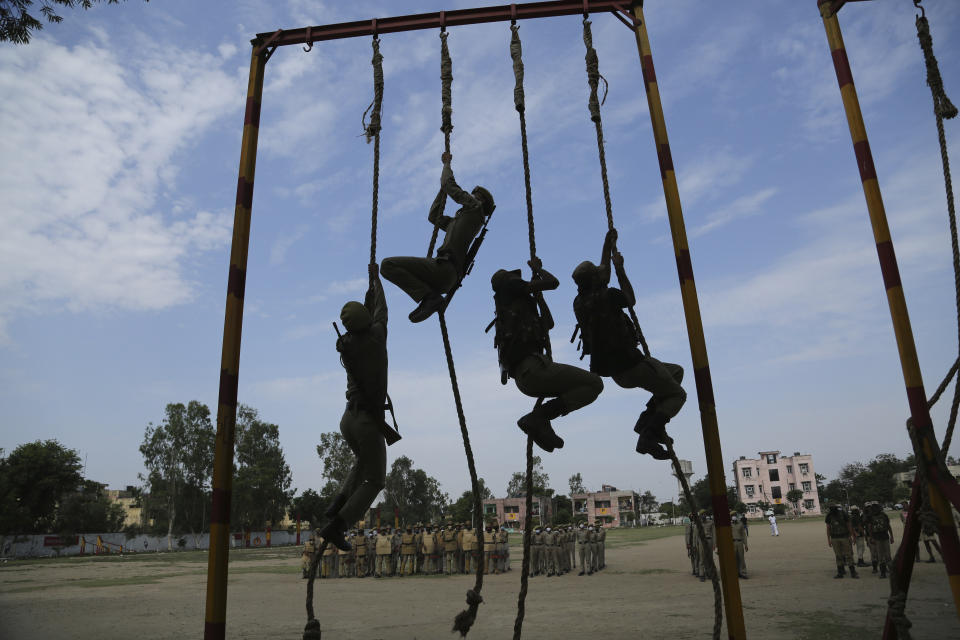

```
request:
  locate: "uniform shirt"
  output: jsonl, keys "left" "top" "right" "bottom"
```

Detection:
{"left": 443, "top": 529, "right": 458, "bottom": 551}
{"left": 573, "top": 287, "right": 643, "bottom": 376}
{"left": 429, "top": 163, "right": 486, "bottom": 275}
{"left": 702, "top": 519, "right": 716, "bottom": 541}
{"left": 339, "top": 278, "right": 388, "bottom": 412}
{"left": 375, "top": 533, "right": 392, "bottom": 555}
{"left": 492, "top": 270, "right": 557, "bottom": 372}
{"left": 825, "top": 509, "right": 851, "bottom": 538}
{"left": 731, "top": 520, "right": 747, "bottom": 542}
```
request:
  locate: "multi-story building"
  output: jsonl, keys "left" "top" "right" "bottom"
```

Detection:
{"left": 482, "top": 495, "right": 553, "bottom": 529}
{"left": 893, "top": 464, "right": 960, "bottom": 490}
{"left": 106, "top": 487, "right": 145, "bottom": 528}
{"left": 571, "top": 485, "right": 639, "bottom": 527}
{"left": 732, "top": 451, "right": 821, "bottom": 516}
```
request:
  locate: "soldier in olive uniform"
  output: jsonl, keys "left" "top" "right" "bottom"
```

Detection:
{"left": 354, "top": 528, "right": 367, "bottom": 577}
{"left": 375, "top": 527, "right": 392, "bottom": 578}
{"left": 699, "top": 513, "right": 716, "bottom": 582}
{"left": 483, "top": 525, "right": 496, "bottom": 574}
{"left": 491, "top": 263, "right": 603, "bottom": 452}
{"left": 684, "top": 515, "right": 699, "bottom": 577}
{"left": 850, "top": 505, "right": 867, "bottom": 567}
{"left": 321, "top": 538, "right": 336, "bottom": 579}
{"left": 338, "top": 532, "right": 354, "bottom": 577}
{"left": 531, "top": 526, "right": 544, "bottom": 576}
{"left": 421, "top": 525, "right": 436, "bottom": 574}
{"left": 731, "top": 511, "right": 749, "bottom": 579}
{"left": 825, "top": 502, "right": 859, "bottom": 579}
{"left": 366, "top": 530, "right": 377, "bottom": 577}
{"left": 866, "top": 502, "right": 894, "bottom": 578}
{"left": 597, "top": 524, "right": 606, "bottom": 570}
{"left": 588, "top": 524, "right": 601, "bottom": 574}
{"left": 321, "top": 266, "right": 389, "bottom": 551}
{"left": 497, "top": 524, "right": 509, "bottom": 573}
{"left": 400, "top": 526, "right": 416, "bottom": 576}
{"left": 577, "top": 523, "right": 591, "bottom": 576}
{"left": 572, "top": 229, "right": 686, "bottom": 459}
{"left": 381, "top": 154, "right": 494, "bottom": 323}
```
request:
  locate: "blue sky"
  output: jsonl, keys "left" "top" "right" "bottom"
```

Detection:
{"left": 1, "top": 0, "right": 958, "bottom": 508}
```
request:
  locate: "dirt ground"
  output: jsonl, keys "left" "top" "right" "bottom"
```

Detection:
{"left": 1, "top": 516, "right": 957, "bottom": 639}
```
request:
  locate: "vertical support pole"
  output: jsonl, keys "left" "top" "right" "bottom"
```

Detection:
{"left": 203, "top": 46, "right": 266, "bottom": 640}
{"left": 816, "top": 1, "right": 960, "bottom": 629}
{"left": 629, "top": 3, "right": 746, "bottom": 638}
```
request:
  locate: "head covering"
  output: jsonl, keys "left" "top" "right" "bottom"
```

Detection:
{"left": 471, "top": 185, "right": 495, "bottom": 215}
{"left": 340, "top": 301, "right": 372, "bottom": 331}
{"left": 572, "top": 260, "right": 603, "bottom": 287}
{"left": 491, "top": 268, "right": 522, "bottom": 290}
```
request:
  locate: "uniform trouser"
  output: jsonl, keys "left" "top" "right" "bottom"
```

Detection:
{"left": 700, "top": 540, "right": 714, "bottom": 577}
{"left": 356, "top": 554, "right": 366, "bottom": 575}
{"left": 401, "top": 554, "right": 415, "bottom": 575}
{"left": 733, "top": 540, "right": 746, "bottom": 575}
{"left": 611, "top": 357, "right": 686, "bottom": 421}
{"left": 499, "top": 544, "right": 508, "bottom": 572}
{"left": 873, "top": 537, "right": 892, "bottom": 565}
{"left": 546, "top": 547, "right": 557, "bottom": 574}
{"left": 376, "top": 554, "right": 391, "bottom": 576}
{"left": 855, "top": 536, "right": 865, "bottom": 561}
{"left": 367, "top": 553, "right": 376, "bottom": 576}
{"left": 868, "top": 539, "right": 878, "bottom": 565}
{"left": 445, "top": 550, "right": 457, "bottom": 574}
{"left": 514, "top": 355, "right": 603, "bottom": 414}
{"left": 381, "top": 256, "right": 458, "bottom": 303}
{"left": 689, "top": 544, "right": 700, "bottom": 574}
{"left": 336, "top": 408, "right": 387, "bottom": 526}
{"left": 466, "top": 550, "right": 479, "bottom": 572}
{"left": 321, "top": 556, "right": 332, "bottom": 578}
{"left": 569, "top": 544, "right": 576, "bottom": 568}
{"left": 555, "top": 547, "right": 564, "bottom": 572}
{"left": 484, "top": 549, "right": 494, "bottom": 573}
{"left": 532, "top": 546, "right": 541, "bottom": 574}
{"left": 831, "top": 537, "right": 854, "bottom": 565}
{"left": 579, "top": 544, "right": 588, "bottom": 572}
{"left": 599, "top": 541, "right": 605, "bottom": 567}
{"left": 590, "top": 544, "right": 600, "bottom": 571}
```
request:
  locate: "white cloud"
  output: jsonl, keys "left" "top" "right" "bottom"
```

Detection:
{"left": 0, "top": 37, "right": 242, "bottom": 342}
{"left": 269, "top": 225, "right": 309, "bottom": 265}
{"left": 692, "top": 187, "right": 777, "bottom": 237}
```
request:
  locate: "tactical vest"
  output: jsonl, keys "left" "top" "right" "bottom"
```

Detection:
{"left": 356, "top": 539, "right": 367, "bottom": 556}
{"left": 375, "top": 535, "right": 392, "bottom": 554}
{"left": 337, "top": 330, "right": 388, "bottom": 412}
{"left": 493, "top": 287, "right": 548, "bottom": 374}
{"left": 573, "top": 288, "right": 642, "bottom": 376}
{"left": 401, "top": 533, "right": 415, "bottom": 554}
{"left": 443, "top": 530, "right": 457, "bottom": 551}
{"left": 826, "top": 511, "right": 849, "bottom": 538}
{"left": 423, "top": 534, "right": 435, "bottom": 554}
{"left": 869, "top": 513, "right": 889, "bottom": 538}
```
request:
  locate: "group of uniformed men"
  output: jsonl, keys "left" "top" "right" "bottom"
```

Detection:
{"left": 302, "top": 522, "right": 510, "bottom": 579}
{"left": 683, "top": 510, "right": 749, "bottom": 582}
{"left": 301, "top": 521, "right": 611, "bottom": 579}
{"left": 825, "top": 501, "right": 895, "bottom": 579}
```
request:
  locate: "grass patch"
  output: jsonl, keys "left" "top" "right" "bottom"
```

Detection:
{"left": 0, "top": 572, "right": 199, "bottom": 594}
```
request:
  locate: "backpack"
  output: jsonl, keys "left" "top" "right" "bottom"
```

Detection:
{"left": 574, "top": 288, "right": 640, "bottom": 375}
{"left": 826, "top": 512, "right": 848, "bottom": 538}
{"left": 491, "top": 290, "right": 548, "bottom": 379}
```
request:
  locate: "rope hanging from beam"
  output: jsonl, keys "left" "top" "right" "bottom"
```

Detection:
{"left": 428, "top": 30, "right": 454, "bottom": 258}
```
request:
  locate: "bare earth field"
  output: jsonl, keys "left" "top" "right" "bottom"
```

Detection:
{"left": 1, "top": 516, "right": 957, "bottom": 639}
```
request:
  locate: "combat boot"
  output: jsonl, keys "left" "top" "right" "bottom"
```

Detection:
{"left": 518, "top": 405, "right": 564, "bottom": 452}
{"left": 834, "top": 564, "right": 845, "bottom": 579}
{"left": 857, "top": 559, "right": 867, "bottom": 567}
{"left": 849, "top": 565, "right": 859, "bottom": 579}
{"left": 408, "top": 292, "right": 444, "bottom": 323}
{"left": 880, "top": 563, "right": 887, "bottom": 579}
{"left": 319, "top": 516, "right": 351, "bottom": 552}
{"left": 872, "top": 561, "right": 878, "bottom": 574}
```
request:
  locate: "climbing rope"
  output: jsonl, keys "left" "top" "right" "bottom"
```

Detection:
{"left": 438, "top": 311, "right": 485, "bottom": 637}
{"left": 581, "top": 17, "right": 650, "bottom": 358}
{"left": 916, "top": 6, "right": 960, "bottom": 459}
{"left": 428, "top": 29, "right": 454, "bottom": 258}
{"left": 667, "top": 442, "right": 723, "bottom": 640}
{"left": 302, "top": 538, "right": 328, "bottom": 639}
{"left": 363, "top": 36, "right": 385, "bottom": 272}
{"left": 513, "top": 436, "right": 534, "bottom": 640}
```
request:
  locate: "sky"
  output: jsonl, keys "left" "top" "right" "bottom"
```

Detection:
{"left": 1, "top": 0, "right": 959, "bottom": 509}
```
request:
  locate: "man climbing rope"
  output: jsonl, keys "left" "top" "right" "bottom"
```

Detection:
{"left": 319, "top": 264, "right": 389, "bottom": 551}
{"left": 381, "top": 153, "right": 495, "bottom": 323}
{"left": 490, "top": 260, "right": 603, "bottom": 452}
{"left": 572, "top": 229, "right": 687, "bottom": 459}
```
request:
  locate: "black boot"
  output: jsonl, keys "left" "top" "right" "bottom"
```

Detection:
{"left": 408, "top": 292, "right": 444, "bottom": 323}
{"left": 857, "top": 559, "right": 867, "bottom": 567}
{"left": 320, "top": 516, "right": 351, "bottom": 552}
{"left": 849, "top": 565, "right": 859, "bottom": 579}
{"left": 872, "top": 561, "right": 878, "bottom": 574}
{"left": 834, "top": 564, "right": 845, "bottom": 579}
{"left": 518, "top": 405, "right": 564, "bottom": 452}
{"left": 636, "top": 427, "right": 670, "bottom": 460}
{"left": 880, "top": 563, "right": 887, "bottom": 579}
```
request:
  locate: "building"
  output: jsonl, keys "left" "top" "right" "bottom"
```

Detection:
{"left": 571, "top": 485, "right": 640, "bottom": 527}
{"left": 894, "top": 465, "right": 960, "bottom": 490}
{"left": 106, "top": 487, "right": 145, "bottom": 528}
{"left": 482, "top": 495, "right": 553, "bottom": 529}
{"left": 732, "top": 451, "right": 821, "bottom": 516}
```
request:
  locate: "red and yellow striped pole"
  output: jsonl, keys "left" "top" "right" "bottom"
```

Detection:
{"left": 629, "top": 3, "right": 746, "bottom": 638}
{"left": 817, "top": 1, "right": 960, "bottom": 628}
{"left": 203, "top": 46, "right": 266, "bottom": 640}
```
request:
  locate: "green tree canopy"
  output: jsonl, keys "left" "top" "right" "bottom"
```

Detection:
{"left": 505, "top": 456, "right": 553, "bottom": 498}
{"left": 447, "top": 478, "right": 492, "bottom": 524}
{"left": 0, "top": 0, "right": 149, "bottom": 44}
{"left": 290, "top": 489, "right": 326, "bottom": 528}
{"left": 231, "top": 405, "right": 294, "bottom": 530}
{"left": 139, "top": 401, "right": 214, "bottom": 548}
{"left": 568, "top": 472, "right": 586, "bottom": 495}
{"left": 0, "top": 440, "right": 82, "bottom": 534}
{"left": 55, "top": 480, "right": 125, "bottom": 535}
{"left": 379, "top": 456, "right": 448, "bottom": 526}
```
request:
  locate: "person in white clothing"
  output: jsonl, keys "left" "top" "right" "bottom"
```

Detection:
{"left": 768, "top": 513, "right": 779, "bottom": 536}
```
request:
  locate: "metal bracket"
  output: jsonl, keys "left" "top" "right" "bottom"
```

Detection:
{"left": 439, "top": 10, "right": 446, "bottom": 32}
{"left": 254, "top": 28, "right": 283, "bottom": 60}
{"left": 611, "top": 2, "right": 640, "bottom": 30}
{"left": 510, "top": 3, "right": 517, "bottom": 24}
{"left": 303, "top": 26, "right": 313, "bottom": 52}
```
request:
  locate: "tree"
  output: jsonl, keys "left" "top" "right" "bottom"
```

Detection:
{"left": 290, "top": 489, "right": 326, "bottom": 529}
{"left": 786, "top": 489, "right": 804, "bottom": 513}
{"left": 0, "top": 440, "right": 83, "bottom": 534}
{"left": 637, "top": 490, "right": 658, "bottom": 514}
{"left": 552, "top": 495, "right": 572, "bottom": 525}
{"left": 231, "top": 405, "right": 294, "bottom": 531}
{"left": 315, "top": 432, "right": 355, "bottom": 488}
{"left": 447, "top": 479, "right": 492, "bottom": 524}
{"left": 505, "top": 456, "right": 553, "bottom": 498}
{"left": 568, "top": 473, "right": 586, "bottom": 495}
{"left": 55, "top": 480, "right": 125, "bottom": 535}
{"left": 379, "top": 456, "right": 448, "bottom": 526}
{"left": 815, "top": 473, "right": 827, "bottom": 505}
{"left": 139, "top": 401, "right": 214, "bottom": 549}
{"left": 0, "top": 0, "right": 149, "bottom": 44}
